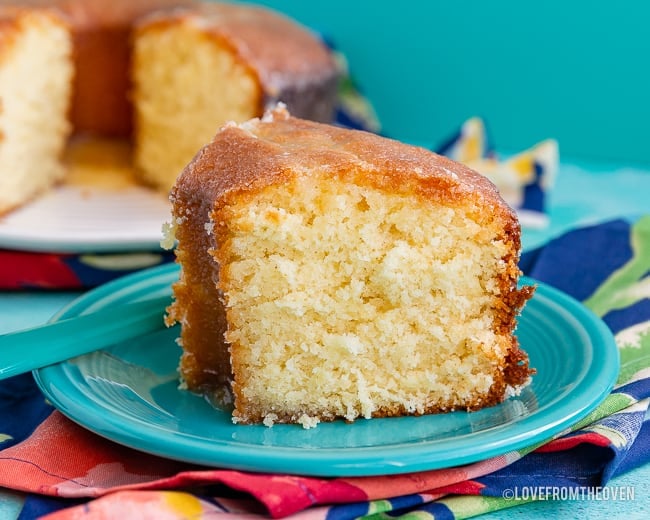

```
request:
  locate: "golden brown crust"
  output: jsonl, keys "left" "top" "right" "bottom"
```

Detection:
{"left": 135, "top": 3, "right": 338, "bottom": 123}
{"left": 136, "top": 3, "right": 338, "bottom": 98}
{"left": 166, "top": 202, "right": 232, "bottom": 391}
{"left": 177, "top": 106, "right": 515, "bottom": 226}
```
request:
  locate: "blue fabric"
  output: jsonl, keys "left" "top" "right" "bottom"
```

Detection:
{"left": 521, "top": 219, "right": 634, "bottom": 309}
{"left": 0, "top": 374, "right": 52, "bottom": 450}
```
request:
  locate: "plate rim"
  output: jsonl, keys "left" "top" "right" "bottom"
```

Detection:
{"left": 0, "top": 184, "right": 170, "bottom": 253}
{"left": 34, "top": 264, "right": 619, "bottom": 476}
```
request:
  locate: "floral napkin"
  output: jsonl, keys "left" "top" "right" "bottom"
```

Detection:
{"left": 436, "top": 117, "right": 559, "bottom": 229}
{"left": 1, "top": 216, "right": 648, "bottom": 519}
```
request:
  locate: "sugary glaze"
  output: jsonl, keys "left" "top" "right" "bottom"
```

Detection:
{"left": 180, "top": 110, "right": 516, "bottom": 212}
{"left": 167, "top": 106, "right": 535, "bottom": 426}
{"left": 64, "top": 136, "right": 137, "bottom": 190}
{"left": 135, "top": 2, "right": 339, "bottom": 124}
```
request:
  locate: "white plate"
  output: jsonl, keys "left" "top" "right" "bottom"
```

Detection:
{"left": 0, "top": 139, "right": 171, "bottom": 253}
{"left": 0, "top": 184, "right": 170, "bottom": 253}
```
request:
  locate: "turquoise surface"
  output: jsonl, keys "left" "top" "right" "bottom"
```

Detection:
{"left": 33, "top": 265, "right": 617, "bottom": 476}
{"left": 249, "top": 0, "right": 650, "bottom": 167}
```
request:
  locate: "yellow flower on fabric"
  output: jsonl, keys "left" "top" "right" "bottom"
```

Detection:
{"left": 163, "top": 491, "right": 205, "bottom": 517}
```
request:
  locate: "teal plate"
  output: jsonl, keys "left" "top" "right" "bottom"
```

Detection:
{"left": 34, "top": 264, "right": 618, "bottom": 477}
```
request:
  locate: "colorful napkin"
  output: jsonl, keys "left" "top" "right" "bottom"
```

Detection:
{"left": 0, "top": 250, "right": 177, "bottom": 290}
{"left": 437, "top": 117, "right": 559, "bottom": 229}
{"left": 1, "top": 215, "right": 648, "bottom": 519}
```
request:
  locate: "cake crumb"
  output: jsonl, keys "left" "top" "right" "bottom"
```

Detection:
{"left": 262, "top": 413, "right": 279, "bottom": 427}
{"left": 297, "top": 414, "right": 320, "bottom": 429}
{"left": 160, "top": 220, "right": 177, "bottom": 250}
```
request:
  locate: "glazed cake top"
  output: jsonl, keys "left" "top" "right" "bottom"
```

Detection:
{"left": 173, "top": 106, "right": 519, "bottom": 236}
{"left": 0, "top": 1, "right": 196, "bottom": 25}
{"left": 136, "top": 3, "right": 338, "bottom": 98}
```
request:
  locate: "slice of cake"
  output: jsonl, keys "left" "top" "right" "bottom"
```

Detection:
{"left": 0, "top": 6, "right": 73, "bottom": 214}
{"left": 132, "top": 2, "right": 339, "bottom": 192}
{"left": 166, "top": 105, "right": 535, "bottom": 427}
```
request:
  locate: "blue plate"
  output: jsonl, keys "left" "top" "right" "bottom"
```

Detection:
{"left": 34, "top": 263, "right": 618, "bottom": 477}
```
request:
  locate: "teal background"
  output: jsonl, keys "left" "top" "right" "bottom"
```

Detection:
{"left": 242, "top": 0, "right": 650, "bottom": 166}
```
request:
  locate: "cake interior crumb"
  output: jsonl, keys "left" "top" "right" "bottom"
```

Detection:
{"left": 214, "top": 173, "right": 513, "bottom": 424}
{"left": 133, "top": 20, "right": 260, "bottom": 191}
